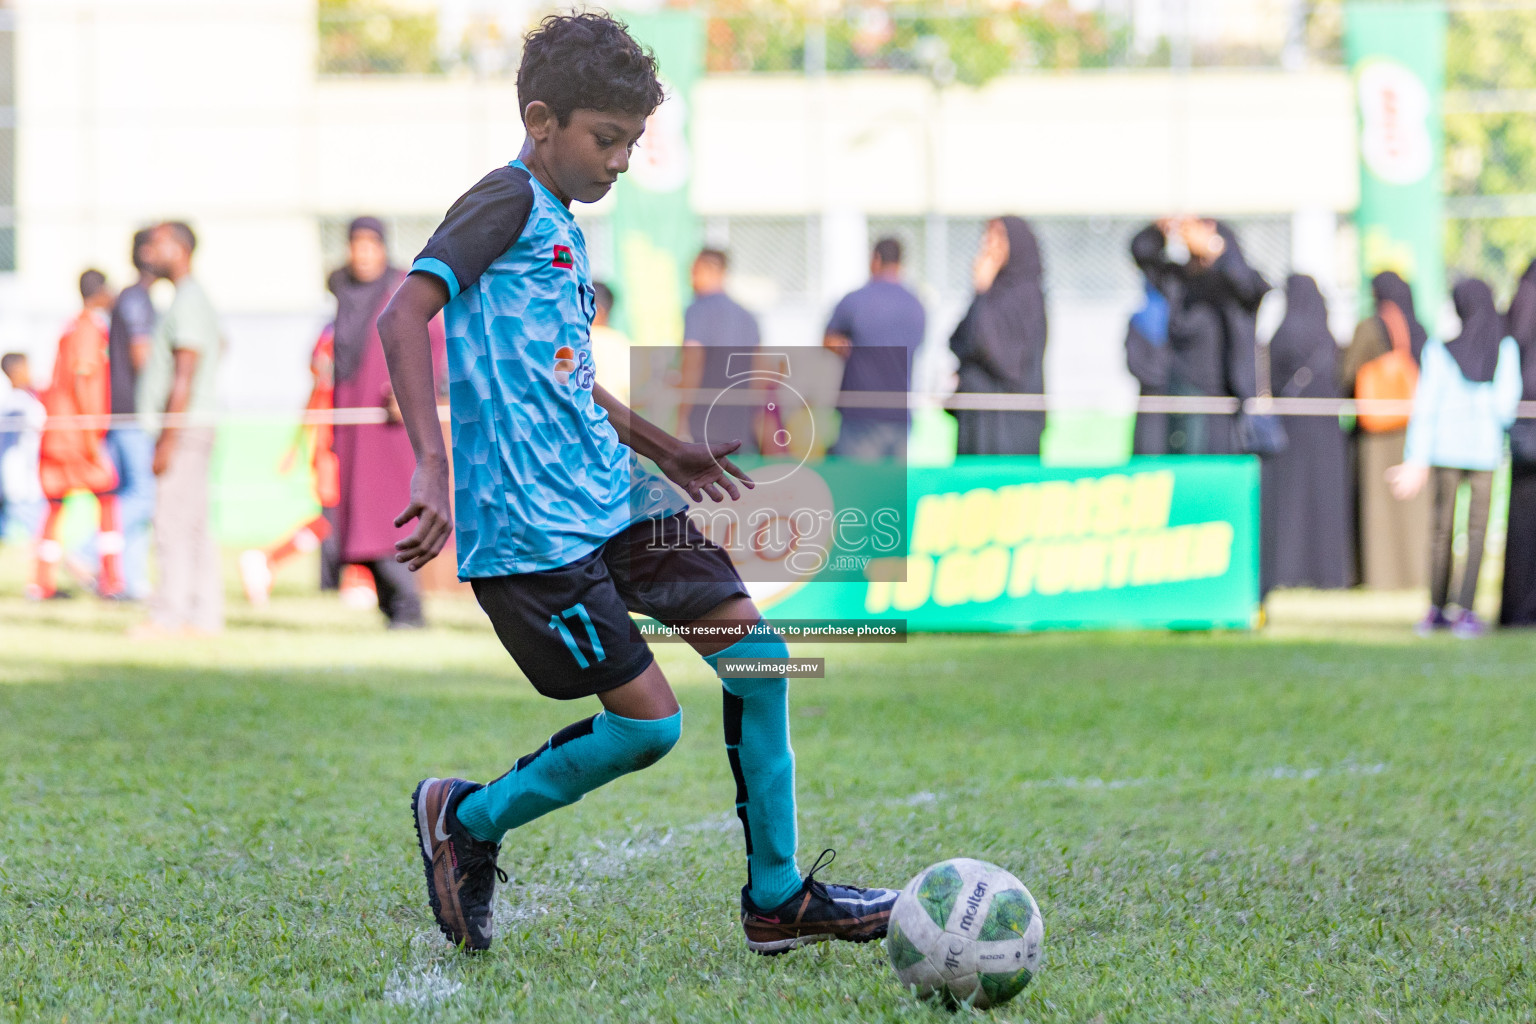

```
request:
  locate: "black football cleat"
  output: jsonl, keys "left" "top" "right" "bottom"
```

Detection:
{"left": 412, "top": 777, "right": 506, "bottom": 952}
{"left": 740, "top": 849, "right": 899, "bottom": 955}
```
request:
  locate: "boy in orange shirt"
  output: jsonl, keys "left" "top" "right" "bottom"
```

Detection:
{"left": 35, "top": 270, "right": 124, "bottom": 599}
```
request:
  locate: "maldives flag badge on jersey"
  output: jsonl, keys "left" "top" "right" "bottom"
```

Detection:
{"left": 552, "top": 244, "right": 574, "bottom": 269}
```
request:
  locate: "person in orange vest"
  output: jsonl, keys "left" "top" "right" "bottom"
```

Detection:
{"left": 34, "top": 270, "right": 124, "bottom": 599}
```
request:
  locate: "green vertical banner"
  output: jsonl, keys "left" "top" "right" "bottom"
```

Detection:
{"left": 1345, "top": 1, "right": 1447, "bottom": 321}
{"left": 611, "top": 11, "right": 703, "bottom": 350}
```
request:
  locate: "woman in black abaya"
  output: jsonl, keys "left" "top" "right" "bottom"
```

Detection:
{"left": 1126, "top": 225, "right": 1176, "bottom": 455}
{"left": 949, "top": 216, "right": 1048, "bottom": 456}
{"left": 1132, "top": 219, "right": 1268, "bottom": 455}
{"left": 1260, "top": 275, "right": 1352, "bottom": 593}
{"left": 1500, "top": 260, "right": 1536, "bottom": 626}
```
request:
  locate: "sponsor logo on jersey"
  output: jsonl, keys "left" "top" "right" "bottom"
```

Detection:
{"left": 553, "top": 346, "right": 595, "bottom": 390}
{"left": 553, "top": 346, "right": 578, "bottom": 384}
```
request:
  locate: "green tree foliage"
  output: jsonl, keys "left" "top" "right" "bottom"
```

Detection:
{"left": 318, "top": 0, "right": 440, "bottom": 75}
{"left": 1445, "top": 8, "right": 1536, "bottom": 293}
{"left": 704, "top": 1, "right": 1128, "bottom": 84}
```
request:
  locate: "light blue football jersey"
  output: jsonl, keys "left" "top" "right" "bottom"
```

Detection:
{"left": 412, "top": 161, "right": 685, "bottom": 577}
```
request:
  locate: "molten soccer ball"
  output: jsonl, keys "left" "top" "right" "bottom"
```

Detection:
{"left": 885, "top": 858, "right": 1043, "bottom": 1009}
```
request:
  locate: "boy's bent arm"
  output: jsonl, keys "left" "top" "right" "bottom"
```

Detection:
{"left": 593, "top": 382, "right": 669, "bottom": 462}
{"left": 593, "top": 382, "right": 755, "bottom": 503}
{"left": 379, "top": 273, "right": 453, "bottom": 570}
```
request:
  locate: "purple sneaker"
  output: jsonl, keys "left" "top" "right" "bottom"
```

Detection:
{"left": 1414, "top": 608, "right": 1451, "bottom": 637}
{"left": 1451, "top": 610, "right": 1487, "bottom": 639}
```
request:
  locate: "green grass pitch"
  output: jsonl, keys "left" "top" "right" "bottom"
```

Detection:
{"left": 1, "top": 586, "right": 1533, "bottom": 1022}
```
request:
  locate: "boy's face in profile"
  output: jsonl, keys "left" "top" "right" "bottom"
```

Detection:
{"left": 526, "top": 105, "right": 648, "bottom": 204}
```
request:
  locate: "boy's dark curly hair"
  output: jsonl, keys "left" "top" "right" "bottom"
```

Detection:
{"left": 518, "top": 13, "right": 665, "bottom": 126}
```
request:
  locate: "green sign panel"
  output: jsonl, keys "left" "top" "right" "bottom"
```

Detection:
{"left": 755, "top": 458, "right": 1260, "bottom": 631}
{"left": 610, "top": 11, "right": 703, "bottom": 349}
{"left": 1345, "top": 0, "right": 1448, "bottom": 320}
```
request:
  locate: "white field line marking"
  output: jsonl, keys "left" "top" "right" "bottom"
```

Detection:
{"left": 493, "top": 815, "right": 739, "bottom": 930}
{"left": 893, "top": 759, "right": 1392, "bottom": 808}
{"left": 383, "top": 965, "right": 464, "bottom": 1007}
{"left": 384, "top": 932, "right": 467, "bottom": 1007}
{"left": 393, "top": 815, "right": 739, "bottom": 1005}
{"left": 1264, "top": 759, "right": 1387, "bottom": 780}
{"left": 1025, "top": 775, "right": 1152, "bottom": 791}
{"left": 1026, "top": 758, "right": 1390, "bottom": 792}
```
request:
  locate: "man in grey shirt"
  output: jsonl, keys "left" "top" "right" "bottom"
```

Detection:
{"left": 105, "top": 228, "right": 161, "bottom": 600}
{"left": 679, "top": 249, "right": 762, "bottom": 455}
{"left": 136, "top": 221, "right": 223, "bottom": 635}
{"left": 823, "top": 237, "right": 926, "bottom": 460}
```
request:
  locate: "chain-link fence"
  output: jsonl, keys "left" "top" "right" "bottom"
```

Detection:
{"left": 702, "top": 215, "right": 821, "bottom": 300}
{"left": 318, "top": 215, "right": 440, "bottom": 275}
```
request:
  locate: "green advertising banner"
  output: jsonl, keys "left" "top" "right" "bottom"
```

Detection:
{"left": 753, "top": 458, "right": 1260, "bottom": 632}
{"left": 1345, "top": 1, "right": 1448, "bottom": 320}
{"left": 610, "top": 11, "right": 703, "bottom": 349}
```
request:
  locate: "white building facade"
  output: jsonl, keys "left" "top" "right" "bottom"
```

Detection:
{"left": 5, "top": 0, "right": 1357, "bottom": 412}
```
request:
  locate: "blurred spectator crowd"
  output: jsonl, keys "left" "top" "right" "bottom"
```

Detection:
{"left": 4, "top": 213, "right": 1535, "bottom": 636}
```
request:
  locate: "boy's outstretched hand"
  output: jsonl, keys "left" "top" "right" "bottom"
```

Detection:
{"left": 394, "top": 460, "right": 454, "bottom": 570}
{"left": 657, "top": 438, "right": 756, "bottom": 503}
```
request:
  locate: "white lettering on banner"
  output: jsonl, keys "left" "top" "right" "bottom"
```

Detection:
{"left": 1358, "top": 59, "right": 1433, "bottom": 185}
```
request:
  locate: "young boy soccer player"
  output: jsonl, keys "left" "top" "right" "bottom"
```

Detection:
{"left": 378, "top": 13, "right": 897, "bottom": 955}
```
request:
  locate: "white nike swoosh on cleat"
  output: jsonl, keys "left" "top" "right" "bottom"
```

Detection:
{"left": 416, "top": 778, "right": 440, "bottom": 861}
{"left": 832, "top": 894, "right": 897, "bottom": 909}
{"left": 435, "top": 791, "right": 452, "bottom": 843}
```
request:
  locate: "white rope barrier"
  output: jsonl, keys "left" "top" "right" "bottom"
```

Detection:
{"left": 9, "top": 393, "right": 1536, "bottom": 432}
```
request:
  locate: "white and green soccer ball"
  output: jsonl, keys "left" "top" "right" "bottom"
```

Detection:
{"left": 885, "top": 858, "right": 1043, "bottom": 1009}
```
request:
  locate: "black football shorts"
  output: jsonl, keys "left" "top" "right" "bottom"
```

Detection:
{"left": 471, "top": 513, "right": 750, "bottom": 699}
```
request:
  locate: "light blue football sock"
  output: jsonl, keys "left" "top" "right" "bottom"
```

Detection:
{"left": 704, "top": 625, "right": 803, "bottom": 910}
{"left": 455, "top": 709, "right": 682, "bottom": 845}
